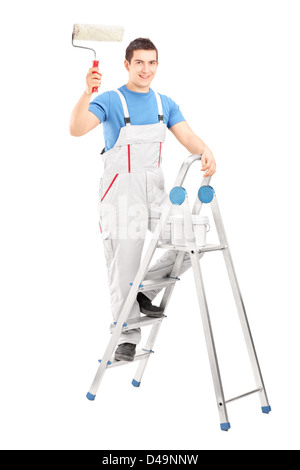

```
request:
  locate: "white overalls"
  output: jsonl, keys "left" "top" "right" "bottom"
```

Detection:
{"left": 99, "top": 89, "right": 194, "bottom": 345}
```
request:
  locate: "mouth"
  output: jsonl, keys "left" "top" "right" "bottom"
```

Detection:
{"left": 139, "top": 75, "right": 151, "bottom": 80}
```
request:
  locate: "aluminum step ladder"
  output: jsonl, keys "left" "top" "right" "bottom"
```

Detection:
{"left": 86, "top": 154, "right": 271, "bottom": 432}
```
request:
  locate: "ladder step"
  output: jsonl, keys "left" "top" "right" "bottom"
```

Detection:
{"left": 99, "top": 349, "right": 153, "bottom": 369}
{"left": 110, "top": 315, "right": 165, "bottom": 332}
{"left": 157, "top": 242, "right": 226, "bottom": 253}
{"left": 136, "top": 277, "right": 179, "bottom": 292}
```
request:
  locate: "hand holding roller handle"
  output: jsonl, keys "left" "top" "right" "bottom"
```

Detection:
{"left": 86, "top": 65, "right": 102, "bottom": 95}
{"left": 72, "top": 24, "right": 124, "bottom": 94}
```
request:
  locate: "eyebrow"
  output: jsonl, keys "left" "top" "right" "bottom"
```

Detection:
{"left": 134, "top": 59, "right": 157, "bottom": 63}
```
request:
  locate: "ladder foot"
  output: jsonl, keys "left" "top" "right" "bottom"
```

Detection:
{"left": 220, "top": 422, "right": 231, "bottom": 432}
{"left": 86, "top": 392, "right": 96, "bottom": 401}
{"left": 132, "top": 379, "right": 141, "bottom": 388}
{"left": 262, "top": 406, "right": 272, "bottom": 414}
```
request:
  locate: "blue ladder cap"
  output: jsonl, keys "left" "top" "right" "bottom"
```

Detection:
{"left": 132, "top": 379, "right": 141, "bottom": 388}
{"left": 198, "top": 185, "right": 215, "bottom": 204}
{"left": 98, "top": 359, "right": 112, "bottom": 365}
{"left": 262, "top": 406, "right": 272, "bottom": 414}
{"left": 114, "top": 321, "right": 127, "bottom": 327}
{"left": 169, "top": 186, "right": 187, "bottom": 205}
{"left": 130, "top": 283, "right": 144, "bottom": 288}
{"left": 86, "top": 392, "right": 96, "bottom": 401}
{"left": 220, "top": 422, "right": 231, "bottom": 432}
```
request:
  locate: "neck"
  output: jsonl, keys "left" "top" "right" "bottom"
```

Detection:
{"left": 126, "top": 81, "right": 150, "bottom": 93}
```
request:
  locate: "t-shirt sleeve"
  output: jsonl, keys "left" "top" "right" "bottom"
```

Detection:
{"left": 88, "top": 91, "right": 110, "bottom": 123}
{"left": 165, "top": 96, "right": 185, "bottom": 129}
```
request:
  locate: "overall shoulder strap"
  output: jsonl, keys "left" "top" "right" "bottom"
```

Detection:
{"left": 153, "top": 90, "right": 164, "bottom": 122}
{"left": 114, "top": 89, "right": 131, "bottom": 125}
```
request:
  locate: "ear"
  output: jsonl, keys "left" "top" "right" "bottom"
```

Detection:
{"left": 124, "top": 59, "right": 130, "bottom": 72}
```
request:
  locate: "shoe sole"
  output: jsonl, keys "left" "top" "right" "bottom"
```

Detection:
{"left": 114, "top": 353, "right": 135, "bottom": 362}
{"left": 140, "top": 306, "right": 164, "bottom": 318}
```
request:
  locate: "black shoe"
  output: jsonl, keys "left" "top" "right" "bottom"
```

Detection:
{"left": 114, "top": 343, "right": 136, "bottom": 362}
{"left": 137, "top": 293, "right": 164, "bottom": 318}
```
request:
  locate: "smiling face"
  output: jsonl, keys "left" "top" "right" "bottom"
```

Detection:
{"left": 125, "top": 49, "right": 159, "bottom": 93}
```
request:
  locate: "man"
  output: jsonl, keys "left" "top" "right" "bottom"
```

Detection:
{"left": 70, "top": 38, "right": 216, "bottom": 362}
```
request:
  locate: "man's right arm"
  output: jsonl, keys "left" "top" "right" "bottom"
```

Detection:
{"left": 69, "top": 68, "right": 102, "bottom": 137}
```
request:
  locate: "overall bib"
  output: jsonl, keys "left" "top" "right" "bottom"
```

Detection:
{"left": 99, "top": 89, "right": 193, "bottom": 345}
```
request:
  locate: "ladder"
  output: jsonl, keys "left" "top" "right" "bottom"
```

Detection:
{"left": 86, "top": 154, "right": 271, "bottom": 431}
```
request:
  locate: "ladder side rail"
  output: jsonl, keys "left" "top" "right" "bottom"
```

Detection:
{"left": 132, "top": 318, "right": 163, "bottom": 387}
{"left": 132, "top": 242, "right": 188, "bottom": 386}
{"left": 210, "top": 195, "right": 270, "bottom": 408}
{"left": 182, "top": 198, "right": 230, "bottom": 428}
{"left": 88, "top": 325, "right": 124, "bottom": 397}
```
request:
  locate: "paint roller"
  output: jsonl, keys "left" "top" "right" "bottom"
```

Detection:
{"left": 72, "top": 24, "right": 125, "bottom": 93}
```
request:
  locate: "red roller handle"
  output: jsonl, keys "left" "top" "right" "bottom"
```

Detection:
{"left": 92, "top": 60, "right": 99, "bottom": 93}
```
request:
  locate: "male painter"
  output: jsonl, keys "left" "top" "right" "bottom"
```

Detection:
{"left": 70, "top": 38, "right": 216, "bottom": 362}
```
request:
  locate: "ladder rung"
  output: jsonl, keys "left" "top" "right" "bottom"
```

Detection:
{"left": 137, "top": 278, "right": 179, "bottom": 292}
{"left": 225, "top": 388, "right": 262, "bottom": 404}
{"left": 99, "top": 349, "right": 153, "bottom": 369}
{"left": 110, "top": 315, "right": 165, "bottom": 332}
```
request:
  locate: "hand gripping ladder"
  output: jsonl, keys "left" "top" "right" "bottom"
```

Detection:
{"left": 86, "top": 154, "right": 271, "bottom": 431}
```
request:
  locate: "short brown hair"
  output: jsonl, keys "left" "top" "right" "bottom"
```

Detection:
{"left": 125, "top": 38, "right": 158, "bottom": 63}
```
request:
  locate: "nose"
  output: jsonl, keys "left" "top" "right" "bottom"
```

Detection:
{"left": 142, "top": 63, "right": 150, "bottom": 74}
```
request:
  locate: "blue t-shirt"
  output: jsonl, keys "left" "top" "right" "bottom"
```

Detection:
{"left": 88, "top": 85, "right": 185, "bottom": 151}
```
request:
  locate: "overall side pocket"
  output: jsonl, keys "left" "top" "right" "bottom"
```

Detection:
{"left": 101, "top": 174, "right": 119, "bottom": 203}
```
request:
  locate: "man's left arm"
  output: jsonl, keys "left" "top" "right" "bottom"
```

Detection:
{"left": 169, "top": 121, "right": 216, "bottom": 177}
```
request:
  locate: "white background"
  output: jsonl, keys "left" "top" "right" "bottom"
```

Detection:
{"left": 1, "top": 0, "right": 300, "bottom": 450}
